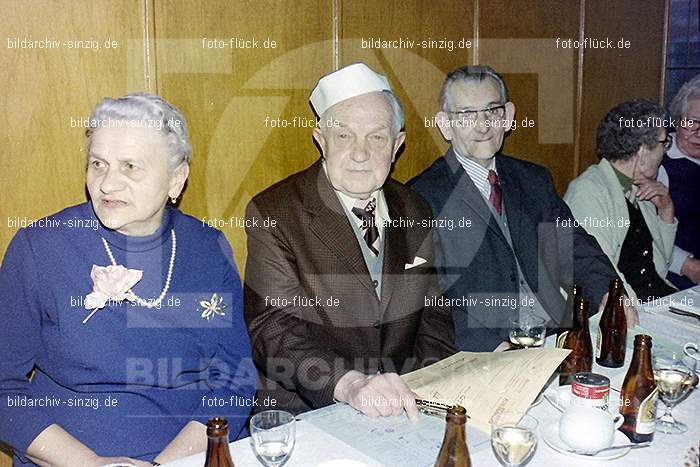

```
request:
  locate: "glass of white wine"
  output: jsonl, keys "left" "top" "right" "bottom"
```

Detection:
{"left": 653, "top": 351, "right": 696, "bottom": 434}
{"left": 250, "top": 410, "right": 296, "bottom": 466}
{"left": 509, "top": 315, "right": 547, "bottom": 349}
{"left": 491, "top": 412, "right": 538, "bottom": 467}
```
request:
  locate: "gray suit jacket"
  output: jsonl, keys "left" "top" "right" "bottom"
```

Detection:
{"left": 409, "top": 149, "right": 619, "bottom": 351}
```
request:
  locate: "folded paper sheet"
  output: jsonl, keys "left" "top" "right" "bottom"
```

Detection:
{"left": 402, "top": 349, "right": 570, "bottom": 432}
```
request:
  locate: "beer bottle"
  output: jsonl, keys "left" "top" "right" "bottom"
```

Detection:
{"left": 435, "top": 405, "right": 472, "bottom": 467}
{"left": 620, "top": 335, "right": 658, "bottom": 443}
{"left": 204, "top": 417, "right": 235, "bottom": 467}
{"left": 559, "top": 298, "right": 593, "bottom": 385}
{"left": 596, "top": 279, "right": 627, "bottom": 367}
{"left": 556, "top": 284, "right": 581, "bottom": 348}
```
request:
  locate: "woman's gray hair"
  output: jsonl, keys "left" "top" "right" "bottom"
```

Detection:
{"left": 319, "top": 90, "right": 405, "bottom": 135}
{"left": 440, "top": 65, "right": 509, "bottom": 111}
{"left": 669, "top": 74, "right": 700, "bottom": 123}
{"left": 85, "top": 92, "right": 192, "bottom": 168}
{"left": 596, "top": 99, "right": 664, "bottom": 162}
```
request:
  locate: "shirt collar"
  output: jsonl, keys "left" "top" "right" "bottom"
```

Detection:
{"left": 667, "top": 136, "right": 700, "bottom": 166}
{"left": 335, "top": 189, "right": 391, "bottom": 224}
{"left": 453, "top": 149, "right": 496, "bottom": 189}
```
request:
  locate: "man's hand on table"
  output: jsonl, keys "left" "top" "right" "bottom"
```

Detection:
{"left": 333, "top": 370, "right": 419, "bottom": 422}
{"left": 599, "top": 291, "right": 639, "bottom": 327}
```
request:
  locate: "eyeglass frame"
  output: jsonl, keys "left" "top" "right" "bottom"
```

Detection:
{"left": 444, "top": 104, "right": 507, "bottom": 123}
{"left": 657, "top": 134, "right": 672, "bottom": 150}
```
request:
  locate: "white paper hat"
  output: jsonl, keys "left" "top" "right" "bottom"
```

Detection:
{"left": 310, "top": 62, "right": 392, "bottom": 116}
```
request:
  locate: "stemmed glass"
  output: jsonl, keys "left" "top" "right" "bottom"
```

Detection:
{"left": 509, "top": 315, "right": 547, "bottom": 349}
{"left": 250, "top": 410, "right": 296, "bottom": 466}
{"left": 653, "top": 350, "right": 696, "bottom": 434}
{"left": 491, "top": 412, "right": 539, "bottom": 467}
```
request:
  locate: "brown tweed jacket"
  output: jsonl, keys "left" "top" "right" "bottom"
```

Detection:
{"left": 244, "top": 159, "right": 456, "bottom": 414}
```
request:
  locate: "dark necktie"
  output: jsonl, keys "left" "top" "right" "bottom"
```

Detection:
{"left": 488, "top": 170, "right": 503, "bottom": 215}
{"left": 352, "top": 198, "right": 380, "bottom": 256}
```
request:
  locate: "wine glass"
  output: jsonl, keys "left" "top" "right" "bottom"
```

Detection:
{"left": 491, "top": 412, "right": 538, "bottom": 467}
{"left": 653, "top": 350, "right": 696, "bottom": 434}
{"left": 250, "top": 410, "right": 296, "bottom": 466}
{"left": 509, "top": 315, "right": 547, "bottom": 349}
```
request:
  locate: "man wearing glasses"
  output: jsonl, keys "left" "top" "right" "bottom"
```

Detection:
{"left": 410, "top": 65, "right": 628, "bottom": 352}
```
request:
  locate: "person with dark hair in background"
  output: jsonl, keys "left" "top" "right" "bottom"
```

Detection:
{"left": 244, "top": 63, "right": 455, "bottom": 422}
{"left": 565, "top": 100, "right": 677, "bottom": 303}
{"left": 657, "top": 75, "right": 700, "bottom": 289}
{"left": 409, "top": 65, "right": 629, "bottom": 353}
{"left": 0, "top": 93, "right": 256, "bottom": 466}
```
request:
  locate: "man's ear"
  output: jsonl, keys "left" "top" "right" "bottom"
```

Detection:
{"left": 313, "top": 127, "right": 326, "bottom": 157}
{"left": 391, "top": 131, "right": 406, "bottom": 162}
{"left": 435, "top": 111, "right": 453, "bottom": 141}
{"left": 169, "top": 162, "right": 190, "bottom": 198}
{"left": 504, "top": 102, "right": 516, "bottom": 131}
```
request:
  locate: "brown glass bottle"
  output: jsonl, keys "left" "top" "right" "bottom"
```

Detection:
{"left": 204, "top": 417, "right": 235, "bottom": 467}
{"left": 556, "top": 285, "right": 582, "bottom": 347}
{"left": 559, "top": 298, "right": 593, "bottom": 385}
{"left": 435, "top": 405, "right": 472, "bottom": 467}
{"left": 596, "top": 279, "right": 627, "bottom": 367}
{"left": 620, "top": 335, "right": 658, "bottom": 443}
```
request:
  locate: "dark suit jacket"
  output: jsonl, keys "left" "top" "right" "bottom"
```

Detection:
{"left": 244, "top": 160, "right": 455, "bottom": 414}
{"left": 409, "top": 149, "right": 618, "bottom": 351}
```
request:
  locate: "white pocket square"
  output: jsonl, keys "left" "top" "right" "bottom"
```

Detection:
{"left": 404, "top": 256, "right": 427, "bottom": 269}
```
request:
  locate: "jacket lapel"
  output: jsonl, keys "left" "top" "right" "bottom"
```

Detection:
{"left": 444, "top": 149, "right": 509, "bottom": 245}
{"left": 303, "top": 161, "right": 377, "bottom": 296}
{"left": 497, "top": 157, "right": 524, "bottom": 248}
{"left": 379, "top": 183, "right": 410, "bottom": 315}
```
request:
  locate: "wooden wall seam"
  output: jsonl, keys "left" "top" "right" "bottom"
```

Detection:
{"left": 142, "top": 0, "right": 158, "bottom": 93}
{"left": 473, "top": 0, "right": 479, "bottom": 64}
{"left": 333, "top": 0, "right": 340, "bottom": 69}
{"left": 573, "top": 0, "right": 586, "bottom": 177}
{"left": 660, "top": 0, "right": 670, "bottom": 104}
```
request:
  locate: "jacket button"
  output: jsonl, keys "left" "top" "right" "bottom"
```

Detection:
{"left": 509, "top": 274, "right": 516, "bottom": 282}
{"left": 373, "top": 319, "right": 381, "bottom": 329}
{"left": 373, "top": 280, "right": 379, "bottom": 288}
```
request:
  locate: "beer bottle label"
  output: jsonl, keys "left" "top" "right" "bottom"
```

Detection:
{"left": 556, "top": 331, "right": 568, "bottom": 348}
{"left": 595, "top": 325, "right": 602, "bottom": 358}
{"left": 635, "top": 387, "right": 659, "bottom": 434}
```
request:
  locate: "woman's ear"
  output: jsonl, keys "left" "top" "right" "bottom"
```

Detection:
{"left": 169, "top": 162, "right": 190, "bottom": 198}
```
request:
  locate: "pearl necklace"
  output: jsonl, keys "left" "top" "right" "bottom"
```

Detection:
{"left": 101, "top": 229, "right": 176, "bottom": 309}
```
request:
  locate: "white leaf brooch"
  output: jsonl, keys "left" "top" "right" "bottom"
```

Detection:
{"left": 199, "top": 293, "right": 226, "bottom": 320}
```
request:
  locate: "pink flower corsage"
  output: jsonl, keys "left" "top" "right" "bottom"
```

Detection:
{"left": 83, "top": 265, "right": 143, "bottom": 324}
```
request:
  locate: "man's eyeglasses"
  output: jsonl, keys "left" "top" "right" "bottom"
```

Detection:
{"left": 658, "top": 135, "right": 672, "bottom": 150}
{"left": 445, "top": 104, "right": 506, "bottom": 122}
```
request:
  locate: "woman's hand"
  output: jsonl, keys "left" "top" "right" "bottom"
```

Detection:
{"left": 153, "top": 420, "right": 207, "bottom": 464}
{"left": 633, "top": 167, "right": 675, "bottom": 223}
{"left": 83, "top": 455, "right": 154, "bottom": 467}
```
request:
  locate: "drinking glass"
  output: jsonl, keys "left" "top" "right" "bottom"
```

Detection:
{"left": 653, "top": 350, "right": 696, "bottom": 434}
{"left": 250, "top": 410, "right": 296, "bottom": 466}
{"left": 509, "top": 315, "right": 547, "bottom": 349}
{"left": 491, "top": 412, "right": 538, "bottom": 467}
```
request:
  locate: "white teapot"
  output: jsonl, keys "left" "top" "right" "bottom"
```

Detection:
{"left": 559, "top": 405, "right": 623, "bottom": 454}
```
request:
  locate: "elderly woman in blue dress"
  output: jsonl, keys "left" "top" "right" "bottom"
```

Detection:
{"left": 0, "top": 93, "right": 256, "bottom": 466}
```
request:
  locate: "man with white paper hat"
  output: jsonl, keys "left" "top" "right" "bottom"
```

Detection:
{"left": 244, "top": 62, "right": 455, "bottom": 420}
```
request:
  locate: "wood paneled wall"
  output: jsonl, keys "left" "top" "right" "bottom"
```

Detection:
{"left": 0, "top": 1, "right": 668, "bottom": 459}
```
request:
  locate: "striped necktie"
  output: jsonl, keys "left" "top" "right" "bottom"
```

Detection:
{"left": 351, "top": 198, "right": 380, "bottom": 256}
